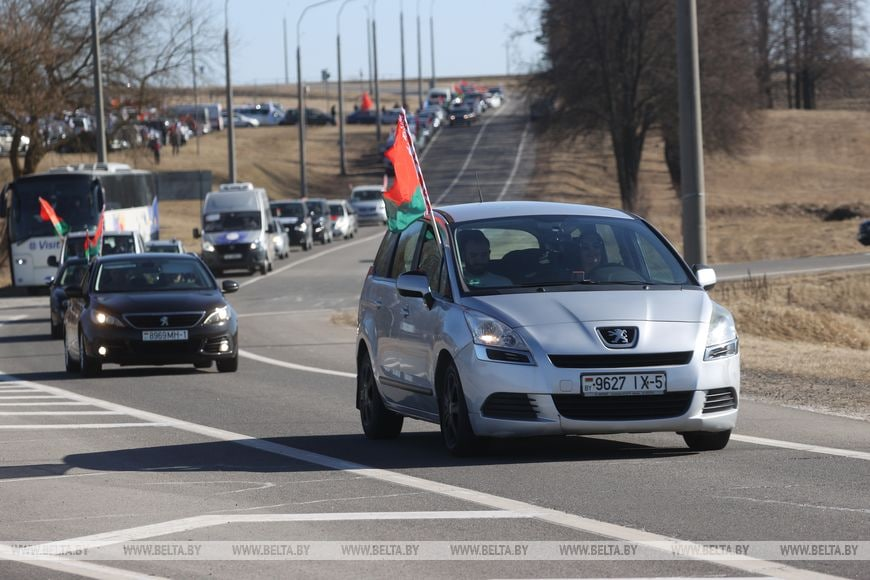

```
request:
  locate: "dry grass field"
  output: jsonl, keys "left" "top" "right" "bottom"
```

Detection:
{"left": 1, "top": 81, "right": 867, "bottom": 418}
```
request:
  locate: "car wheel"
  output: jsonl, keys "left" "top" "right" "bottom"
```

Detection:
{"left": 357, "top": 352, "right": 403, "bottom": 439}
{"left": 439, "top": 362, "right": 479, "bottom": 456}
{"left": 50, "top": 320, "right": 62, "bottom": 340}
{"left": 64, "top": 330, "right": 80, "bottom": 373}
{"left": 78, "top": 329, "right": 101, "bottom": 377}
{"left": 194, "top": 361, "right": 212, "bottom": 369}
{"left": 216, "top": 354, "right": 238, "bottom": 373}
{"left": 682, "top": 429, "right": 731, "bottom": 451}
{"left": 267, "top": 259, "right": 274, "bottom": 272}
{"left": 259, "top": 262, "right": 268, "bottom": 275}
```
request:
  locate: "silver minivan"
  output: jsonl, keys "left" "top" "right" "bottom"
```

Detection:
{"left": 356, "top": 201, "right": 740, "bottom": 455}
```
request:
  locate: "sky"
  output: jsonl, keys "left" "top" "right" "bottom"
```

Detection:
{"left": 210, "top": 0, "right": 544, "bottom": 87}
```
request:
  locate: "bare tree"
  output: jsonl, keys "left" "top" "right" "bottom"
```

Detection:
{"left": 0, "top": 0, "right": 220, "bottom": 178}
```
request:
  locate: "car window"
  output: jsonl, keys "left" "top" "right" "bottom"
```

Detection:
{"left": 390, "top": 221, "right": 423, "bottom": 278}
{"left": 372, "top": 231, "right": 399, "bottom": 278}
{"left": 59, "top": 263, "right": 86, "bottom": 286}
{"left": 417, "top": 226, "right": 447, "bottom": 296}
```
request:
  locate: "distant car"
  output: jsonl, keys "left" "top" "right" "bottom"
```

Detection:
{"left": 380, "top": 108, "right": 403, "bottom": 125}
{"left": 270, "top": 217, "right": 290, "bottom": 259}
{"left": 306, "top": 198, "right": 334, "bottom": 244}
{"left": 356, "top": 201, "right": 740, "bottom": 455}
{"left": 270, "top": 200, "right": 313, "bottom": 251}
{"left": 329, "top": 199, "right": 358, "bottom": 240}
{"left": 62, "top": 253, "right": 240, "bottom": 376}
{"left": 859, "top": 220, "right": 870, "bottom": 245}
{"left": 49, "top": 258, "right": 88, "bottom": 339}
{"left": 349, "top": 185, "right": 387, "bottom": 225}
{"left": 346, "top": 109, "right": 378, "bottom": 125}
{"left": 280, "top": 108, "right": 336, "bottom": 126}
{"left": 145, "top": 239, "right": 185, "bottom": 253}
{"left": 223, "top": 112, "right": 260, "bottom": 128}
{"left": 448, "top": 105, "right": 476, "bottom": 127}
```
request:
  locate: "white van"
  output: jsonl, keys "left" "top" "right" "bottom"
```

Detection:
{"left": 427, "top": 87, "right": 453, "bottom": 107}
{"left": 194, "top": 183, "right": 277, "bottom": 275}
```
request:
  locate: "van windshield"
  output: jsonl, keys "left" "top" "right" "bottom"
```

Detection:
{"left": 352, "top": 189, "right": 382, "bottom": 201}
{"left": 203, "top": 211, "right": 262, "bottom": 232}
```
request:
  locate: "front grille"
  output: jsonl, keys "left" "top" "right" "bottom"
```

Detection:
{"left": 124, "top": 312, "right": 204, "bottom": 329}
{"left": 548, "top": 352, "right": 693, "bottom": 369}
{"left": 481, "top": 393, "right": 538, "bottom": 420}
{"left": 216, "top": 245, "right": 254, "bottom": 258}
{"left": 552, "top": 392, "right": 694, "bottom": 421}
{"left": 703, "top": 387, "right": 737, "bottom": 413}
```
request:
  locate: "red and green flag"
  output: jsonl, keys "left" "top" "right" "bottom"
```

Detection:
{"left": 38, "top": 197, "right": 69, "bottom": 238}
{"left": 83, "top": 214, "right": 104, "bottom": 260}
{"left": 383, "top": 111, "right": 432, "bottom": 232}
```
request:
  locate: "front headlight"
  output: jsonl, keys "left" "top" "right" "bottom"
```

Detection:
{"left": 90, "top": 310, "right": 125, "bottom": 328}
{"left": 203, "top": 306, "right": 230, "bottom": 325}
{"left": 202, "top": 241, "right": 215, "bottom": 252}
{"left": 464, "top": 310, "right": 529, "bottom": 351}
{"left": 249, "top": 241, "right": 260, "bottom": 250}
{"left": 294, "top": 223, "right": 307, "bottom": 231}
{"left": 705, "top": 302, "right": 738, "bottom": 360}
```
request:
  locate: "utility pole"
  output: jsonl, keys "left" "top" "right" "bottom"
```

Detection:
{"left": 400, "top": 0, "right": 407, "bottom": 109}
{"left": 91, "top": 0, "right": 107, "bottom": 163}
{"left": 677, "top": 0, "right": 706, "bottom": 265}
{"left": 429, "top": 0, "right": 435, "bottom": 89}
{"left": 372, "top": 6, "right": 382, "bottom": 143}
{"left": 337, "top": 0, "right": 360, "bottom": 176}
{"left": 283, "top": 16, "right": 289, "bottom": 84}
{"left": 190, "top": 10, "right": 200, "bottom": 156}
{"left": 416, "top": 0, "right": 422, "bottom": 108}
{"left": 224, "top": 0, "right": 237, "bottom": 183}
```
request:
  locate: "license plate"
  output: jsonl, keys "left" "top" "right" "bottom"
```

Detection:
{"left": 582, "top": 373, "right": 667, "bottom": 396}
{"left": 142, "top": 330, "right": 188, "bottom": 341}
{"left": 223, "top": 253, "right": 242, "bottom": 260}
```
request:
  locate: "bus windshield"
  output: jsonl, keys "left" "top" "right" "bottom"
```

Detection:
{"left": 9, "top": 177, "right": 96, "bottom": 243}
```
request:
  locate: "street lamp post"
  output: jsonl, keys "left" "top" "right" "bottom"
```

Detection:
{"left": 224, "top": 0, "right": 237, "bottom": 183}
{"left": 400, "top": 0, "right": 406, "bottom": 109}
{"left": 190, "top": 12, "right": 200, "bottom": 156}
{"left": 371, "top": 0, "right": 382, "bottom": 143}
{"left": 429, "top": 0, "right": 435, "bottom": 89}
{"left": 298, "top": 0, "right": 340, "bottom": 198}
{"left": 91, "top": 0, "right": 107, "bottom": 164}
{"left": 416, "top": 0, "right": 422, "bottom": 109}
{"left": 337, "top": 0, "right": 361, "bottom": 176}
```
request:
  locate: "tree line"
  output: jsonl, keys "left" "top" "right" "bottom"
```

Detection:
{"left": 528, "top": 0, "right": 866, "bottom": 213}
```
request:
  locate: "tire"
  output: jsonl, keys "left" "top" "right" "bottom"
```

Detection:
{"left": 683, "top": 429, "right": 731, "bottom": 451}
{"left": 64, "top": 330, "right": 80, "bottom": 373}
{"left": 259, "top": 262, "right": 268, "bottom": 275}
{"left": 194, "top": 361, "right": 212, "bottom": 369}
{"left": 357, "top": 352, "right": 403, "bottom": 438}
{"left": 216, "top": 354, "right": 238, "bottom": 373}
{"left": 78, "top": 330, "right": 101, "bottom": 377}
{"left": 438, "top": 362, "right": 480, "bottom": 456}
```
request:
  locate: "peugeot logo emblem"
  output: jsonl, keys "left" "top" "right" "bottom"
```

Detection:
{"left": 597, "top": 326, "right": 638, "bottom": 349}
{"left": 160, "top": 316, "right": 169, "bottom": 327}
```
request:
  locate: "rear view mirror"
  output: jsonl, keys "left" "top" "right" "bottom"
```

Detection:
{"left": 397, "top": 271, "right": 434, "bottom": 308}
{"left": 222, "top": 280, "right": 239, "bottom": 294}
{"left": 192, "top": 228, "right": 201, "bottom": 239}
{"left": 693, "top": 265, "right": 717, "bottom": 291}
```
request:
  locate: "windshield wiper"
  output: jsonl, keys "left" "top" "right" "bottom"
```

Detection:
{"left": 513, "top": 280, "right": 599, "bottom": 288}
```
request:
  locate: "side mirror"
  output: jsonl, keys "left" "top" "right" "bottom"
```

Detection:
{"left": 693, "top": 265, "right": 717, "bottom": 291}
{"left": 192, "top": 227, "right": 201, "bottom": 239}
{"left": 64, "top": 285, "right": 83, "bottom": 298}
{"left": 222, "top": 280, "right": 239, "bottom": 294}
{"left": 47, "top": 255, "right": 58, "bottom": 268}
{"left": 397, "top": 271, "right": 434, "bottom": 308}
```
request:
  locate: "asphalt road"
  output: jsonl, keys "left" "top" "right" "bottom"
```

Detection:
{"left": 0, "top": 98, "right": 868, "bottom": 579}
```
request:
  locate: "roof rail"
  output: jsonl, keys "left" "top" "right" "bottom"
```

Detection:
{"left": 218, "top": 182, "right": 255, "bottom": 191}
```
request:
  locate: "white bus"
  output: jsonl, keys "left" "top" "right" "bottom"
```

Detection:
{"left": 1, "top": 163, "right": 159, "bottom": 291}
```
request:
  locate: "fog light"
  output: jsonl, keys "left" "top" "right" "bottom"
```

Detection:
{"left": 219, "top": 340, "right": 229, "bottom": 353}
{"left": 16, "top": 258, "right": 25, "bottom": 265}
{"left": 97, "top": 346, "right": 107, "bottom": 356}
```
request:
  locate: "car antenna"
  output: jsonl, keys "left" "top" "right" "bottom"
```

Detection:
{"left": 475, "top": 172, "right": 483, "bottom": 203}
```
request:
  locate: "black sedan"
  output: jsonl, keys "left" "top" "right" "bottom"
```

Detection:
{"left": 859, "top": 219, "right": 870, "bottom": 246}
{"left": 49, "top": 258, "right": 88, "bottom": 339}
{"left": 62, "top": 254, "right": 240, "bottom": 376}
{"left": 345, "top": 109, "right": 377, "bottom": 124}
{"left": 448, "top": 105, "right": 476, "bottom": 126}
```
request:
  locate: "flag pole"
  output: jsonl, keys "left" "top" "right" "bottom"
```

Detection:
{"left": 399, "top": 109, "right": 442, "bottom": 248}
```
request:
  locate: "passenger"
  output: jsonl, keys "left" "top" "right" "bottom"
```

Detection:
{"left": 569, "top": 232, "right": 606, "bottom": 278}
{"left": 457, "top": 229, "right": 511, "bottom": 288}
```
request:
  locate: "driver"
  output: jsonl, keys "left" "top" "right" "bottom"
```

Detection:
{"left": 457, "top": 229, "right": 511, "bottom": 288}
{"left": 568, "top": 232, "right": 605, "bottom": 279}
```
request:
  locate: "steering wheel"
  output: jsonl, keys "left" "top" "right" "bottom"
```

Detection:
{"left": 588, "top": 263, "right": 645, "bottom": 283}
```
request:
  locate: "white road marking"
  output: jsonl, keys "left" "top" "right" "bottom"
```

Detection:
{"left": 0, "top": 377, "right": 848, "bottom": 579}
{"left": 0, "top": 402, "right": 92, "bottom": 406}
{"left": 0, "top": 472, "right": 110, "bottom": 484}
{"left": 496, "top": 121, "right": 532, "bottom": 201}
{"left": 0, "top": 411, "right": 124, "bottom": 416}
{"left": 0, "top": 548, "right": 167, "bottom": 580}
{"left": 0, "top": 395, "right": 68, "bottom": 400}
{"left": 0, "top": 423, "right": 174, "bottom": 430}
{"left": 732, "top": 434, "right": 870, "bottom": 461}
{"left": 239, "top": 348, "right": 355, "bottom": 379}
{"left": 237, "top": 232, "right": 383, "bottom": 289}
{"left": 435, "top": 104, "right": 508, "bottom": 204}
{"left": 716, "top": 495, "right": 870, "bottom": 514}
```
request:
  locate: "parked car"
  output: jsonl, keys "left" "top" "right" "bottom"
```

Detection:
{"left": 49, "top": 257, "right": 88, "bottom": 339}
{"left": 859, "top": 219, "right": 870, "bottom": 245}
{"left": 329, "top": 199, "right": 358, "bottom": 239}
{"left": 306, "top": 198, "right": 333, "bottom": 244}
{"left": 270, "top": 217, "right": 291, "bottom": 259}
{"left": 280, "top": 108, "right": 336, "bottom": 126}
{"left": 62, "top": 253, "right": 240, "bottom": 376}
{"left": 145, "top": 239, "right": 185, "bottom": 253}
{"left": 355, "top": 201, "right": 740, "bottom": 455}
{"left": 222, "top": 112, "right": 260, "bottom": 128}
{"left": 349, "top": 184, "right": 387, "bottom": 225}
{"left": 346, "top": 109, "right": 378, "bottom": 124}
{"left": 270, "top": 200, "right": 313, "bottom": 251}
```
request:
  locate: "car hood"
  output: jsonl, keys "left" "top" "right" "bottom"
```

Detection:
{"left": 462, "top": 289, "right": 710, "bottom": 353}
{"left": 204, "top": 230, "right": 260, "bottom": 245}
{"left": 94, "top": 291, "right": 227, "bottom": 315}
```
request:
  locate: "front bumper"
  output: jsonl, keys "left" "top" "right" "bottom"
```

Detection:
{"left": 203, "top": 245, "right": 266, "bottom": 272}
{"left": 453, "top": 344, "right": 740, "bottom": 438}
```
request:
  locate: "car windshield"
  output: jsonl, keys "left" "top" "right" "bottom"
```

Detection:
{"left": 95, "top": 258, "right": 214, "bottom": 293}
{"left": 101, "top": 235, "right": 135, "bottom": 255}
{"left": 9, "top": 177, "right": 96, "bottom": 242}
{"left": 453, "top": 215, "right": 691, "bottom": 292}
{"left": 147, "top": 243, "right": 181, "bottom": 253}
{"left": 329, "top": 204, "right": 343, "bottom": 217}
{"left": 352, "top": 189, "right": 381, "bottom": 201}
{"left": 59, "top": 262, "right": 87, "bottom": 286}
{"left": 202, "top": 211, "right": 261, "bottom": 232}
{"left": 271, "top": 203, "right": 304, "bottom": 218}
{"left": 309, "top": 202, "right": 325, "bottom": 217}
